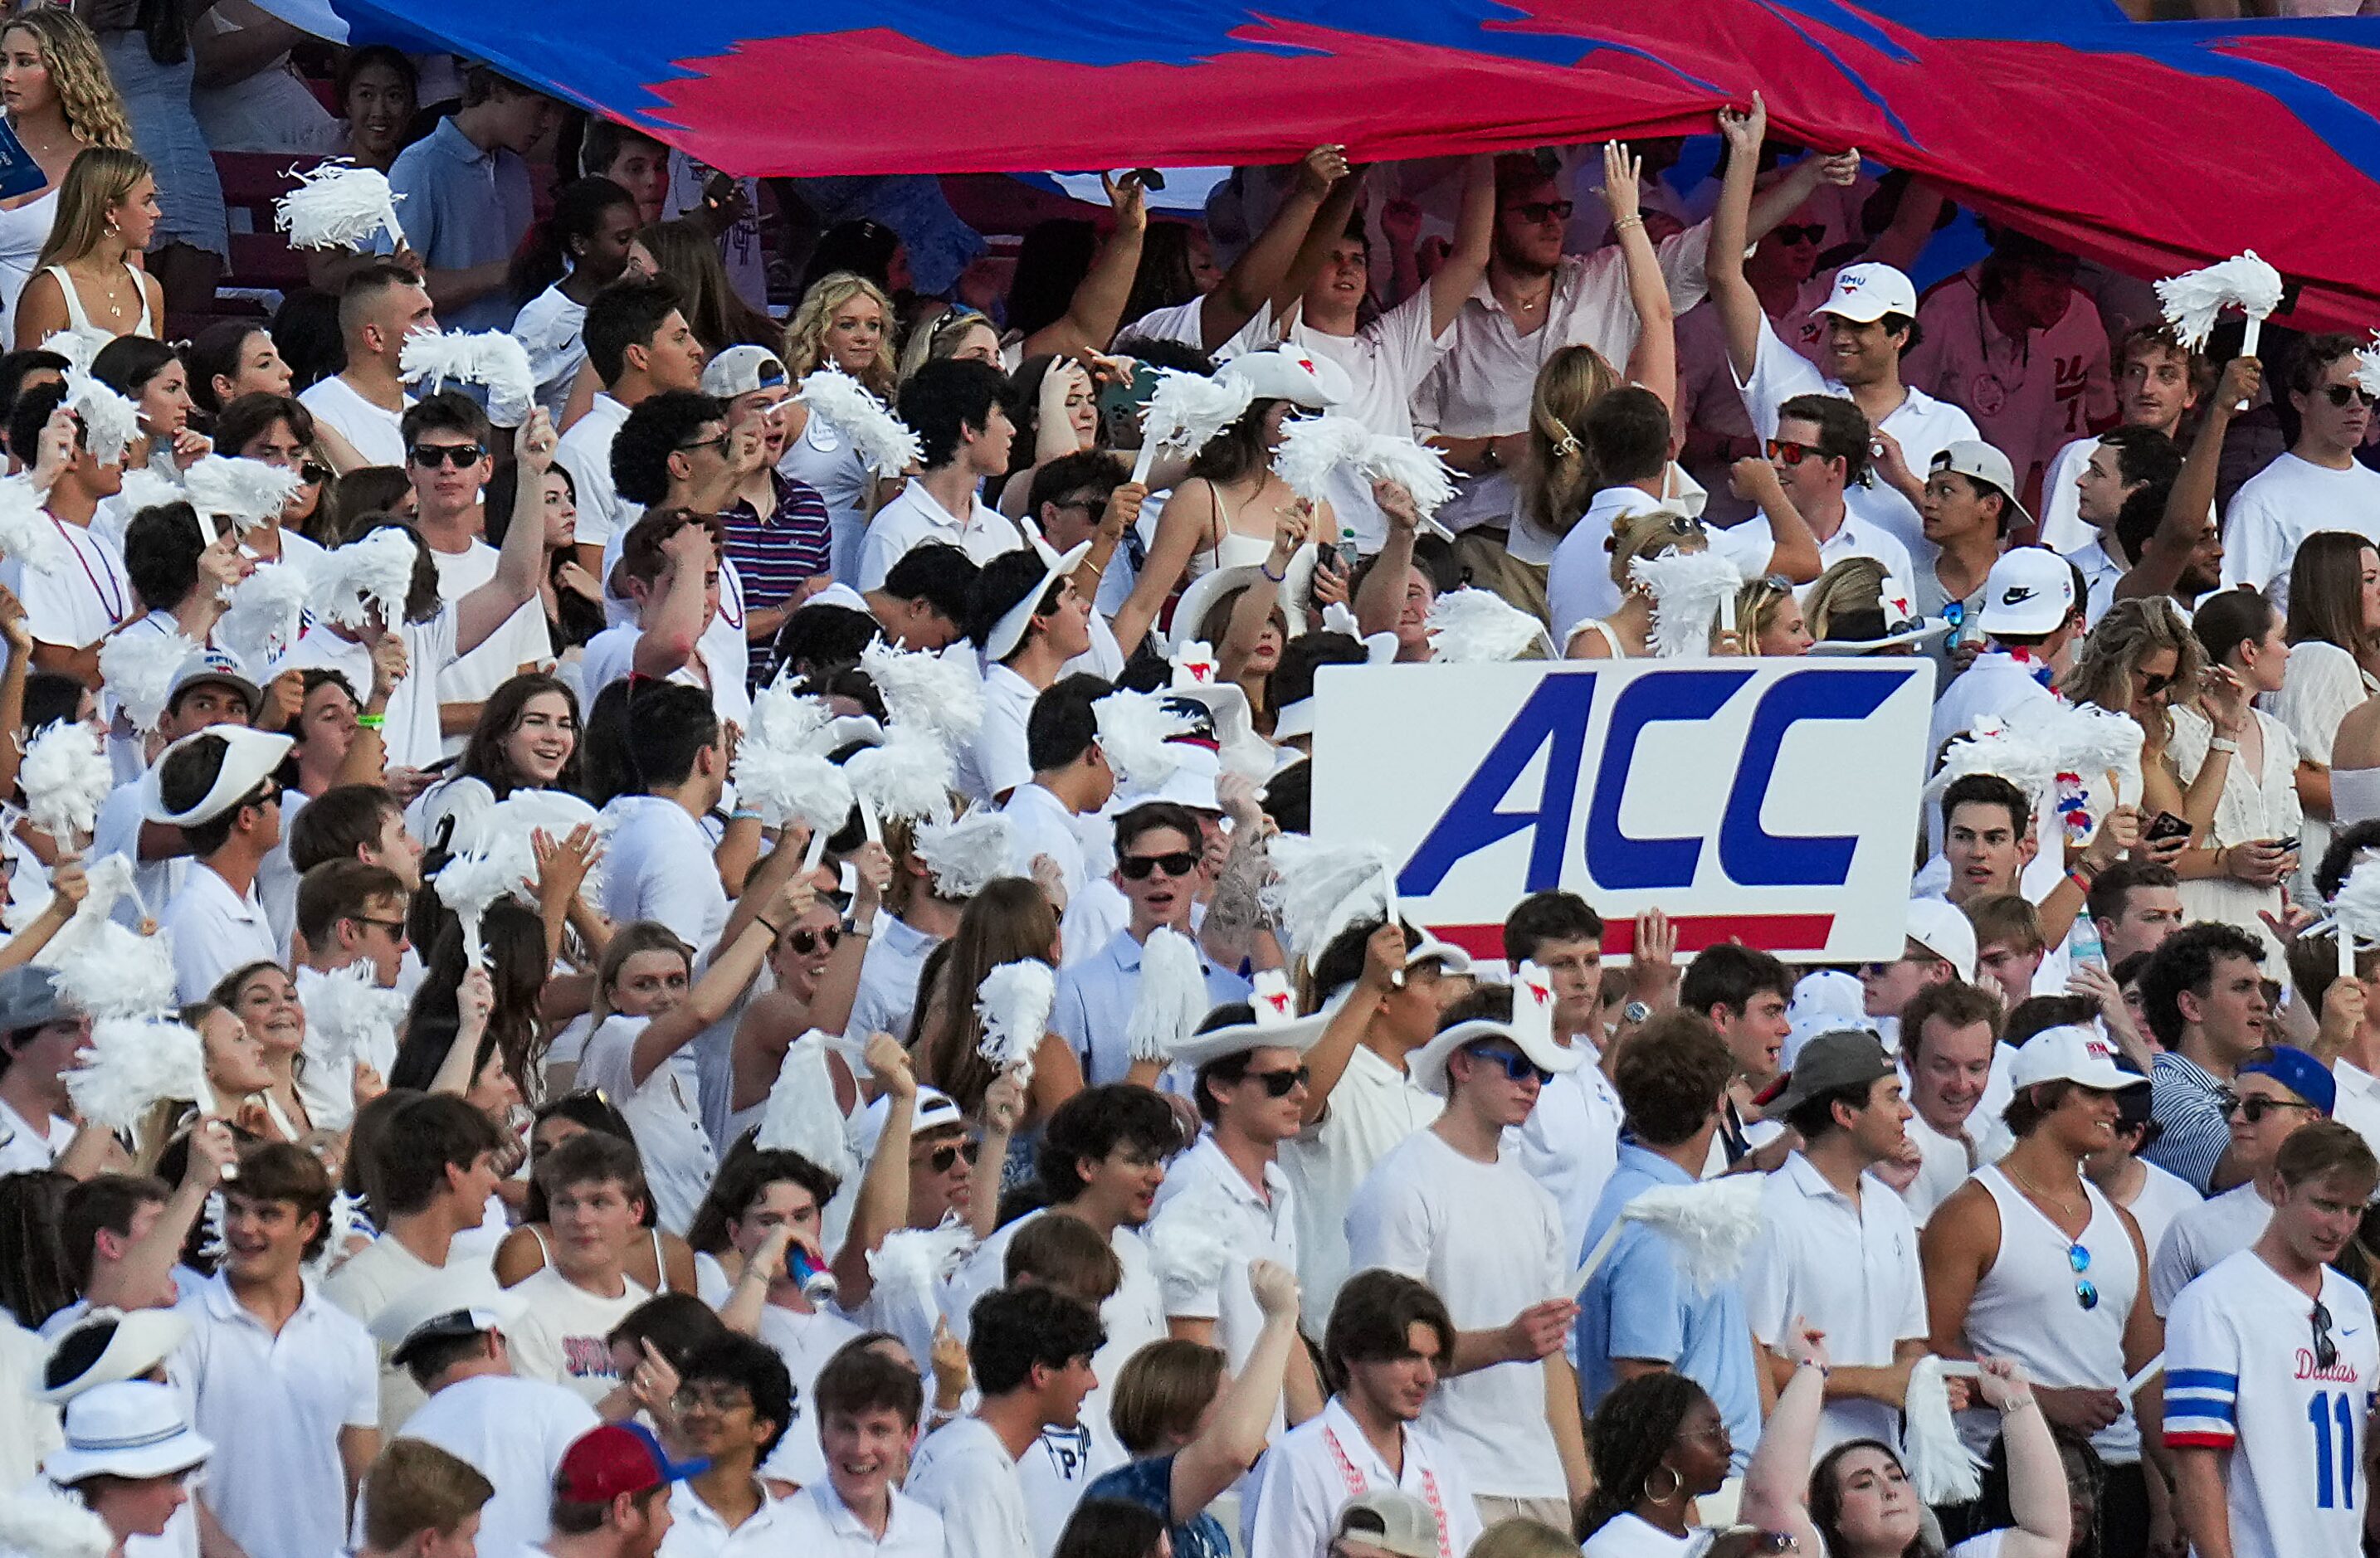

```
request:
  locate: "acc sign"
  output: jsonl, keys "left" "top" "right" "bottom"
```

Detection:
{"left": 1311, "top": 659, "right": 1934, "bottom": 963}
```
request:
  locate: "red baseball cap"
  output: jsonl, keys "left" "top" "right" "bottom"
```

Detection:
{"left": 554, "top": 1424, "right": 706, "bottom": 1503}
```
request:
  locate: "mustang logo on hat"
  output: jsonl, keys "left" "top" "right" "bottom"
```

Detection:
{"left": 1258, "top": 985, "right": 1294, "bottom": 1018}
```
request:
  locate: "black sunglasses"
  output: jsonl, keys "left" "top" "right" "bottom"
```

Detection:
{"left": 787, "top": 925, "right": 841, "bottom": 956}
{"left": 1771, "top": 223, "right": 1826, "bottom": 246}
{"left": 2325, "top": 384, "right": 2379, "bottom": 409}
{"left": 2221, "top": 1092, "right": 2318, "bottom": 1125}
{"left": 297, "top": 460, "right": 329, "bottom": 484}
{"left": 1507, "top": 198, "right": 1573, "bottom": 223}
{"left": 920, "top": 1139, "right": 981, "bottom": 1174}
{"left": 407, "top": 442, "right": 485, "bottom": 469}
{"left": 1119, "top": 850, "right": 1199, "bottom": 881}
{"left": 1246, "top": 1066, "right": 1310, "bottom": 1098}
{"left": 2314, "top": 1298, "right": 2340, "bottom": 1371}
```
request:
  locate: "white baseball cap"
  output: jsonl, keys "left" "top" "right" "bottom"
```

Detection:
{"left": 1977, "top": 547, "right": 2077, "bottom": 637}
{"left": 1904, "top": 898, "right": 1977, "bottom": 984}
{"left": 1813, "top": 262, "right": 1919, "bottom": 325}
{"left": 701, "top": 343, "right": 789, "bottom": 399}
{"left": 1930, "top": 441, "right": 2035, "bottom": 533}
{"left": 2010, "top": 1024, "right": 2138, "bottom": 1092}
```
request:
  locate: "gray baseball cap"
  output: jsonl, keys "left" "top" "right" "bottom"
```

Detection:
{"left": 1763, "top": 1029, "right": 1896, "bottom": 1116}
{"left": 0, "top": 966, "right": 72, "bottom": 1032}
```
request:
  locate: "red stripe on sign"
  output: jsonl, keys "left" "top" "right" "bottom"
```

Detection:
{"left": 1425, "top": 914, "right": 1838, "bottom": 960}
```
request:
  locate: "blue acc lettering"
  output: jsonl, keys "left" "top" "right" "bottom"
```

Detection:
{"left": 1398, "top": 666, "right": 1915, "bottom": 897}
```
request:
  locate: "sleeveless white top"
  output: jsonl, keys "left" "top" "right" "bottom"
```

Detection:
{"left": 1961, "top": 1165, "right": 2140, "bottom": 1463}
{"left": 43, "top": 261, "right": 153, "bottom": 338}
{"left": 0, "top": 186, "right": 57, "bottom": 322}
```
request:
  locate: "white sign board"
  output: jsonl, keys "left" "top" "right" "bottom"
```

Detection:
{"left": 1310, "top": 658, "right": 1935, "bottom": 963}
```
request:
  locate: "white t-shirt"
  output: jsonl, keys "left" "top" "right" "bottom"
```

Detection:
{"left": 2149, "top": 1181, "right": 2273, "bottom": 1316}
{"left": 427, "top": 539, "right": 553, "bottom": 757}
{"left": 0, "top": 1098, "right": 73, "bottom": 1176}
{"left": 1281, "top": 287, "right": 1445, "bottom": 441}
{"left": 554, "top": 393, "right": 632, "bottom": 548}
{"left": 300, "top": 374, "right": 411, "bottom": 469}
{"left": 12, "top": 514, "right": 129, "bottom": 650}
{"left": 271, "top": 611, "right": 458, "bottom": 772}
{"left": 1018, "top": 1420, "right": 1111, "bottom": 1558}
{"left": 2221, "top": 451, "right": 2380, "bottom": 611}
{"left": 319, "top": 1229, "right": 448, "bottom": 1429}
{"left": 906, "top": 1417, "right": 1034, "bottom": 1558}
{"left": 2115, "top": 1159, "right": 2205, "bottom": 1268}
{"left": 1344, "top": 1128, "right": 1567, "bottom": 1498}
{"left": 2166, "top": 1249, "right": 2380, "bottom": 1558}
{"left": 576, "top": 1013, "right": 716, "bottom": 1236}
{"left": 754, "top": 1302, "right": 866, "bottom": 1490}
{"left": 393, "top": 1373, "right": 599, "bottom": 1556}
{"left": 501, "top": 1263, "right": 653, "bottom": 1405}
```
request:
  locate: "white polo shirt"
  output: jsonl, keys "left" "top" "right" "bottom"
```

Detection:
{"left": 958, "top": 661, "right": 1036, "bottom": 803}
{"left": 857, "top": 483, "right": 1027, "bottom": 591}
{"left": 1739, "top": 1151, "right": 1929, "bottom": 1460}
{"left": 173, "top": 1271, "right": 378, "bottom": 1558}
{"left": 1149, "top": 1132, "right": 1300, "bottom": 1373}
{"left": 162, "top": 861, "right": 278, "bottom": 1005}
{"left": 393, "top": 1372, "right": 598, "bottom": 1556}
{"left": 1243, "top": 1396, "right": 1480, "bottom": 1558}
{"left": 554, "top": 392, "right": 632, "bottom": 548}
{"left": 299, "top": 374, "right": 411, "bottom": 469}
{"left": 660, "top": 1482, "right": 806, "bottom": 1558}
{"left": 1278, "top": 1042, "right": 1441, "bottom": 1331}
{"left": 776, "top": 1477, "right": 947, "bottom": 1558}
{"left": 1545, "top": 482, "right": 1772, "bottom": 640}
{"left": 907, "top": 1417, "right": 1033, "bottom": 1558}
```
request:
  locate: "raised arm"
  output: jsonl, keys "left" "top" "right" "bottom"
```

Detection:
{"left": 1426, "top": 155, "right": 1495, "bottom": 340}
{"left": 1115, "top": 481, "right": 1219, "bottom": 651}
{"left": 631, "top": 522, "right": 715, "bottom": 679}
{"left": 1202, "top": 148, "right": 1349, "bottom": 351}
{"left": 2119, "top": 356, "right": 2256, "bottom": 603}
{"left": 1602, "top": 143, "right": 1676, "bottom": 415}
{"left": 629, "top": 877, "right": 811, "bottom": 1085}
{"left": 1708, "top": 97, "right": 1771, "bottom": 384}
{"left": 1737, "top": 1320, "right": 1829, "bottom": 1558}
{"left": 1171, "top": 1261, "right": 1307, "bottom": 1517}
{"left": 1974, "top": 1359, "right": 2073, "bottom": 1558}
{"left": 1353, "top": 481, "right": 1420, "bottom": 638}
{"left": 1300, "top": 921, "right": 1404, "bottom": 1124}
{"left": 1268, "top": 167, "right": 1368, "bottom": 324}
{"left": 1021, "top": 174, "right": 1149, "bottom": 361}
{"left": 454, "top": 411, "right": 558, "bottom": 654}
{"left": 828, "top": 1031, "right": 916, "bottom": 1301}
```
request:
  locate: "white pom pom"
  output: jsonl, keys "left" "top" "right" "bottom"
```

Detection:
{"left": 974, "top": 959, "right": 1056, "bottom": 1083}
{"left": 20, "top": 720, "right": 113, "bottom": 843}
{"left": 1270, "top": 414, "right": 1374, "bottom": 505}
{"left": 0, "top": 1484, "right": 114, "bottom": 1558}
{"left": 2331, "top": 860, "right": 2380, "bottom": 961}
{"left": 1620, "top": 1175, "right": 1768, "bottom": 1293}
{"left": 796, "top": 365, "right": 923, "bottom": 477}
{"left": 1127, "top": 925, "right": 1207, "bottom": 1063}
{"left": 1140, "top": 369, "right": 1253, "bottom": 461}
{"left": 64, "top": 370, "right": 139, "bottom": 467}
{"left": 754, "top": 1030, "right": 855, "bottom": 1180}
{"left": 63, "top": 1014, "right": 205, "bottom": 1128}
{"left": 1149, "top": 1186, "right": 1239, "bottom": 1296}
{"left": 2358, "top": 334, "right": 2380, "bottom": 403}
{"left": 2155, "top": 250, "right": 2285, "bottom": 349}
{"left": 1361, "top": 435, "right": 1458, "bottom": 520}
{"left": 1927, "top": 717, "right": 2057, "bottom": 806}
{"left": 734, "top": 742, "right": 855, "bottom": 835}
{"left": 48, "top": 918, "right": 177, "bottom": 1020}
{"left": 301, "top": 962, "right": 405, "bottom": 1109}
{"left": 1425, "top": 587, "right": 1546, "bottom": 664}
{"left": 844, "top": 728, "right": 954, "bottom": 825}
{"left": 218, "top": 558, "right": 315, "bottom": 668}
{"left": 861, "top": 639, "right": 985, "bottom": 752}
{"left": 1628, "top": 548, "right": 1745, "bottom": 657}
{"left": 316, "top": 526, "right": 419, "bottom": 630}
{"left": 866, "top": 1221, "right": 973, "bottom": 1316}
{"left": 749, "top": 680, "right": 836, "bottom": 752}
{"left": 399, "top": 328, "right": 537, "bottom": 426}
{"left": 37, "top": 328, "right": 105, "bottom": 378}
{"left": 274, "top": 159, "right": 406, "bottom": 251}
{"left": 99, "top": 626, "right": 200, "bottom": 733}
{"left": 2006, "top": 698, "right": 2146, "bottom": 801}
{"left": 915, "top": 808, "right": 1013, "bottom": 899}
{"left": 1092, "top": 688, "right": 1197, "bottom": 788}
{"left": 1900, "top": 1355, "right": 1984, "bottom": 1504}
{"left": 434, "top": 840, "right": 531, "bottom": 967}
{"left": 466, "top": 788, "right": 607, "bottom": 905}
{"left": 181, "top": 455, "right": 302, "bottom": 535}
{"left": 304, "top": 1188, "right": 363, "bottom": 1280}
{"left": 0, "top": 475, "right": 69, "bottom": 576}
{"left": 1262, "top": 834, "right": 1397, "bottom": 960}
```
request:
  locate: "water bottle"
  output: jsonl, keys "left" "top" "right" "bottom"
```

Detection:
{"left": 2070, "top": 909, "right": 2106, "bottom": 973}
{"left": 787, "top": 1243, "right": 838, "bottom": 1303}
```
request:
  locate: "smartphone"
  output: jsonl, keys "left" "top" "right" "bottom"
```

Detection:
{"left": 1098, "top": 361, "right": 1158, "bottom": 447}
{"left": 2144, "top": 811, "right": 2192, "bottom": 845}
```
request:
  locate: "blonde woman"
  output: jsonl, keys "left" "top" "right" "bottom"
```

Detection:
{"left": 14, "top": 147, "right": 163, "bottom": 348}
{"left": 0, "top": 9, "right": 131, "bottom": 321}
{"left": 783, "top": 270, "right": 900, "bottom": 580}
{"left": 2060, "top": 594, "right": 2202, "bottom": 842}
{"left": 1565, "top": 508, "right": 1708, "bottom": 659}
{"left": 896, "top": 304, "right": 1002, "bottom": 382}
{"left": 1736, "top": 574, "right": 1813, "bottom": 655}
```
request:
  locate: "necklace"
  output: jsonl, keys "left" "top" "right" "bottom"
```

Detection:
{"left": 1505, "top": 276, "right": 1554, "bottom": 314}
{"left": 2006, "top": 1161, "right": 2085, "bottom": 1222}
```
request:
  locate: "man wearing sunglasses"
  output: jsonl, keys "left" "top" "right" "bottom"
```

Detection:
{"left": 2168, "top": 1122, "right": 2380, "bottom": 1558}
{"left": 148, "top": 725, "right": 292, "bottom": 1003}
{"left": 1350, "top": 971, "right": 1587, "bottom": 1530}
{"left": 2221, "top": 333, "right": 2380, "bottom": 610}
{"left": 1919, "top": 1025, "right": 2167, "bottom": 1546}
{"left": 403, "top": 391, "right": 557, "bottom": 758}
{"left": 2148, "top": 1045, "right": 2331, "bottom": 1317}
{"left": 1053, "top": 803, "right": 1251, "bottom": 1087}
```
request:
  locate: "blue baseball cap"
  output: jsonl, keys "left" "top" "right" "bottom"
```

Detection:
{"left": 2239, "top": 1044, "right": 2335, "bottom": 1116}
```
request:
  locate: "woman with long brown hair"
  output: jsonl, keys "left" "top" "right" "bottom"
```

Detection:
{"left": 0, "top": 9, "right": 129, "bottom": 322}
{"left": 2278, "top": 529, "right": 2380, "bottom": 871}
{"left": 12, "top": 145, "right": 163, "bottom": 348}
{"left": 912, "top": 876, "right": 1081, "bottom": 1161}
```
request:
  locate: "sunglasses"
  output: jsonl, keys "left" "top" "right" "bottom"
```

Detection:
{"left": 919, "top": 1139, "right": 981, "bottom": 1174}
{"left": 1462, "top": 1043, "right": 1553, "bottom": 1084}
{"left": 297, "top": 460, "right": 329, "bottom": 484}
{"left": 787, "top": 925, "right": 841, "bottom": 956}
{"left": 2314, "top": 1298, "right": 2340, "bottom": 1371}
{"left": 2221, "top": 1092, "right": 2317, "bottom": 1125}
{"left": 2140, "top": 669, "right": 2175, "bottom": 699}
{"left": 407, "top": 442, "right": 485, "bottom": 469}
{"left": 2324, "top": 384, "right": 2379, "bottom": 409}
{"left": 1507, "top": 198, "right": 1574, "bottom": 224}
{"left": 1766, "top": 438, "right": 1837, "bottom": 467}
{"left": 1771, "top": 223, "right": 1826, "bottom": 246}
{"left": 1941, "top": 601, "right": 1967, "bottom": 631}
{"left": 350, "top": 915, "right": 409, "bottom": 942}
{"left": 1246, "top": 1066, "right": 1311, "bottom": 1098}
{"left": 2068, "top": 1242, "right": 2098, "bottom": 1311}
{"left": 1119, "top": 850, "right": 1199, "bottom": 880}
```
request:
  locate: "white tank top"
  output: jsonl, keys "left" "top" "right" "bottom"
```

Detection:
{"left": 1962, "top": 1164, "right": 2141, "bottom": 1463}
{"left": 44, "top": 261, "right": 154, "bottom": 338}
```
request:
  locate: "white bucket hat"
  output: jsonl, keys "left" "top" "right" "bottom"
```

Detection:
{"left": 42, "top": 1380, "right": 212, "bottom": 1484}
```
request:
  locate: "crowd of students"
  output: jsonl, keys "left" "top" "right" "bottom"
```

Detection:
{"left": 0, "top": 11, "right": 2378, "bottom": 1558}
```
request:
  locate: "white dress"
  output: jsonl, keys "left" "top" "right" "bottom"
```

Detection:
{"left": 2271, "top": 638, "right": 2377, "bottom": 900}
{"left": 0, "top": 186, "right": 58, "bottom": 322}
{"left": 2168, "top": 703, "right": 2304, "bottom": 964}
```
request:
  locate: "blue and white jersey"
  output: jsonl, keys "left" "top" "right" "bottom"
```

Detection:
{"left": 2166, "top": 1248, "right": 2380, "bottom": 1558}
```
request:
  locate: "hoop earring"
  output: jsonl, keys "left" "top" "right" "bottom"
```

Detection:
{"left": 1641, "top": 1465, "right": 1682, "bottom": 1504}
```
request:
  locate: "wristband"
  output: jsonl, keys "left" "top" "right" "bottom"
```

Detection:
{"left": 355, "top": 713, "right": 385, "bottom": 731}
{"left": 2209, "top": 735, "right": 2240, "bottom": 753}
{"left": 1612, "top": 214, "right": 1646, "bottom": 231}
{"left": 756, "top": 918, "right": 784, "bottom": 939}
{"left": 1260, "top": 560, "right": 1288, "bottom": 582}
{"left": 2066, "top": 869, "right": 2097, "bottom": 895}
{"left": 1797, "top": 1356, "right": 1830, "bottom": 1377}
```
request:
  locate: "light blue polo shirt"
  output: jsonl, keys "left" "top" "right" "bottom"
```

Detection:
{"left": 388, "top": 117, "right": 533, "bottom": 333}
{"left": 1574, "top": 1143, "right": 1760, "bottom": 1475}
{"left": 1052, "top": 926, "right": 1251, "bottom": 1086}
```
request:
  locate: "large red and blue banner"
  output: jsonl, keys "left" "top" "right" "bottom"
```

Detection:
{"left": 263, "top": 0, "right": 2380, "bottom": 324}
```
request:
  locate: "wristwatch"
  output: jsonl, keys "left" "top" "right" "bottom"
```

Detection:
{"left": 1621, "top": 1000, "right": 1653, "bottom": 1025}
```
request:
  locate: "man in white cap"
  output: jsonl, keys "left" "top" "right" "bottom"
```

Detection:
{"left": 1148, "top": 972, "right": 1329, "bottom": 1411}
{"left": 1927, "top": 547, "right": 2081, "bottom": 760}
{"left": 0, "top": 966, "right": 101, "bottom": 1177}
{"left": 959, "top": 541, "right": 1097, "bottom": 805}
{"left": 1919, "top": 1025, "right": 2165, "bottom": 1525}
{"left": 1346, "top": 970, "right": 1589, "bottom": 1530}
{"left": 375, "top": 1274, "right": 598, "bottom": 1556}
{"left": 860, "top": 359, "right": 1027, "bottom": 590}
{"left": 1709, "top": 96, "right": 1979, "bottom": 555}
{"left": 147, "top": 725, "right": 294, "bottom": 1003}
{"left": 1861, "top": 898, "right": 1976, "bottom": 1051}
{"left": 702, "top": 344, "right": 832, "bottom": 649}
{"left": 90, "top": 648, "right": 261, "bottom": 929}
{"left": 1914, "top": 441, "right": 2027, "bottom": 654}
{"left": 830, "top": 1083, "right": 974, "bottom": 1371}
{"left": 1331, "top": 1488, "right": 1443, "bottom": 1558}
{"left": 42, "top": 1380, "right": 213, "bottom": 1551}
